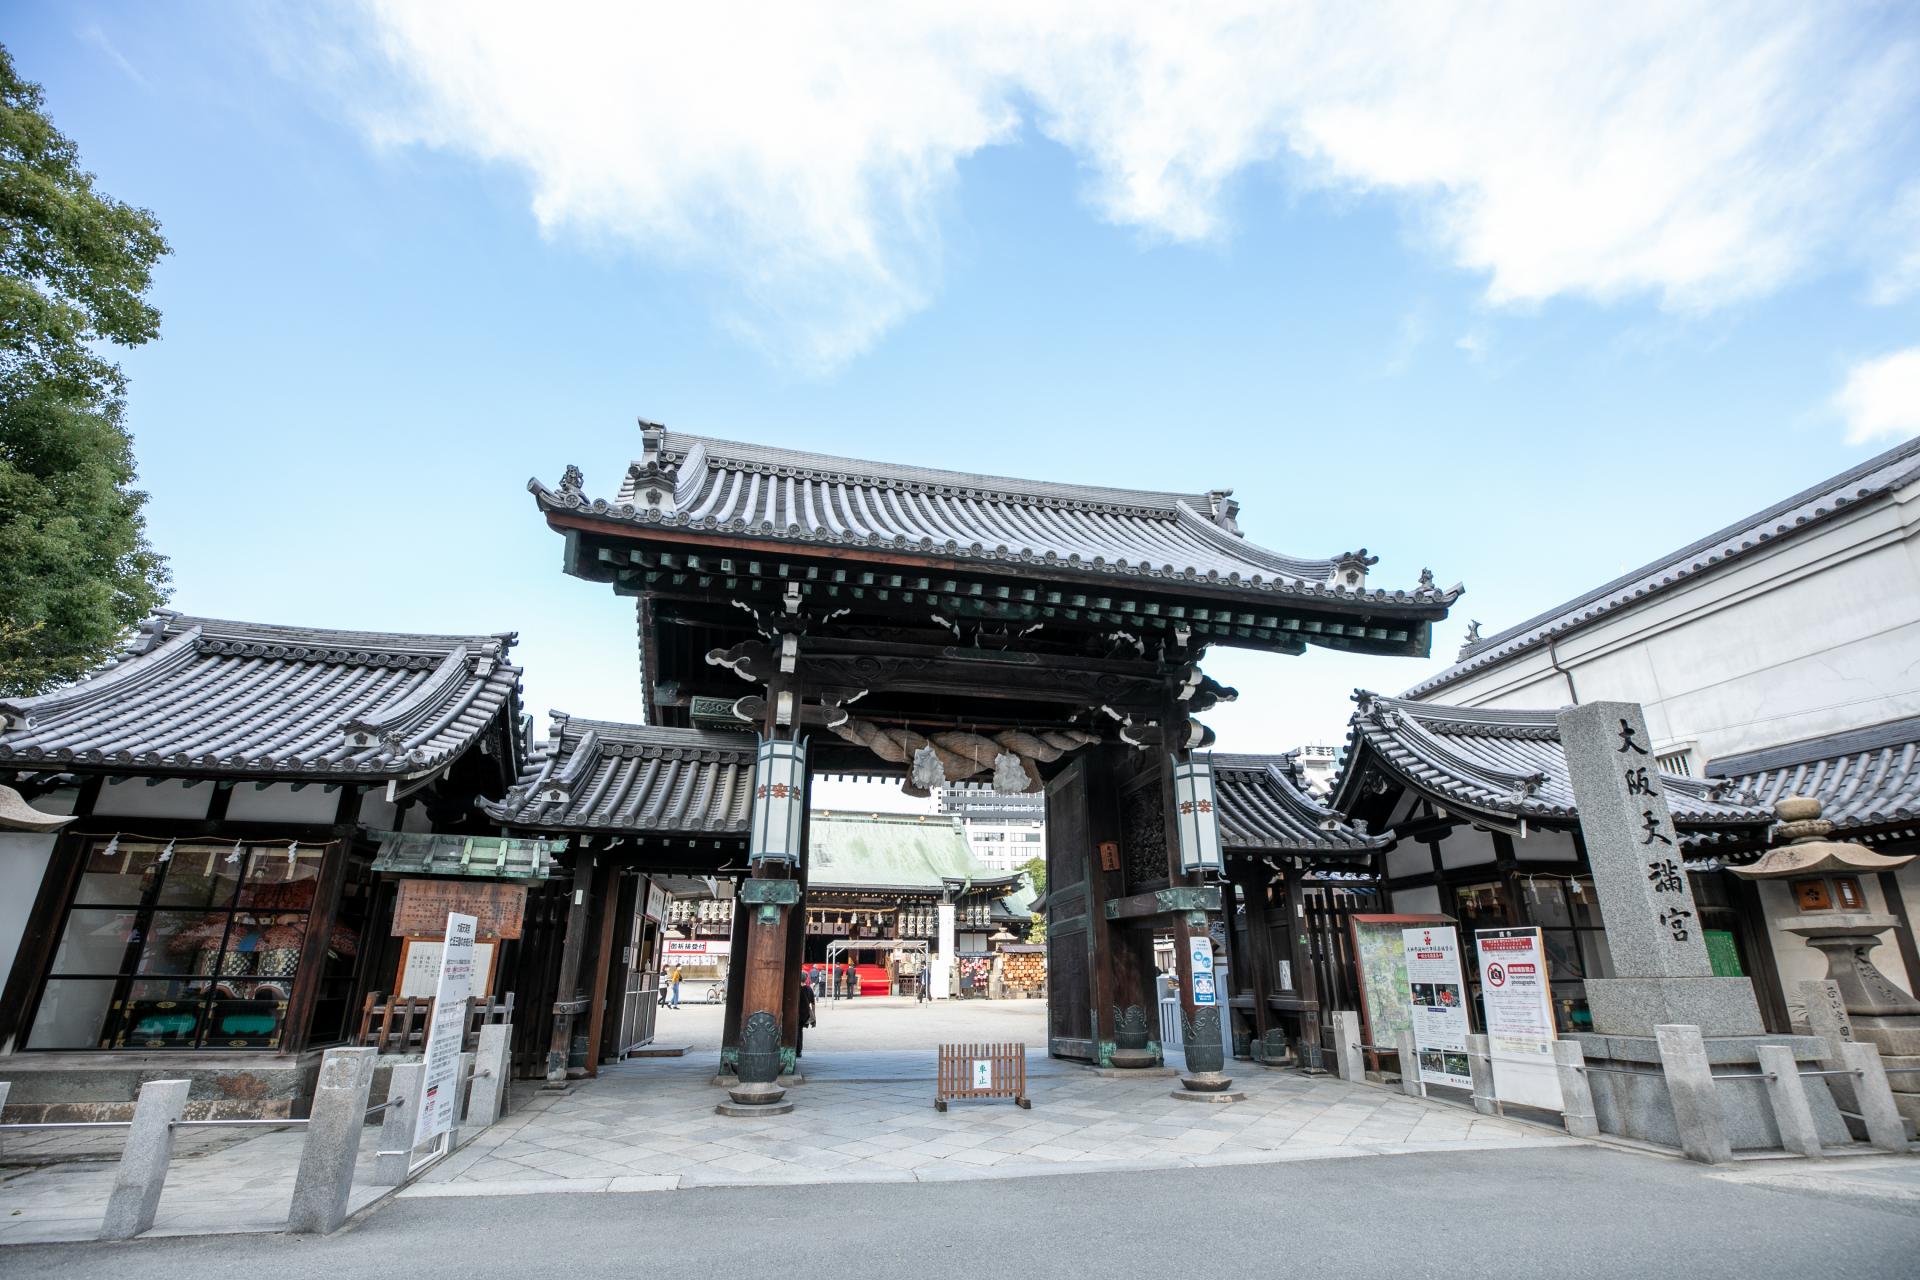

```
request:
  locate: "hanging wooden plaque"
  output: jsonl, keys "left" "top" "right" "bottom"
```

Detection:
{"left": 392, "top": 879, "right": 527, "bottom": 940}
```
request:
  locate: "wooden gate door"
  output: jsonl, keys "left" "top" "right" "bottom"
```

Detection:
{"left": 1045, "top": 758, "right": 1097, "bottom": 1060}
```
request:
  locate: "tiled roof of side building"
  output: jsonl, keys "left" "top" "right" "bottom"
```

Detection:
{"left": 1211, "top": 753, "right": 1386, "bottom": 856}
{"left": 479, "top": 714, "right": 754, "bottom": 835}
{"left": 1708, "top": 715, "right": 1920, "bottom": 835}
{"left": 1331, "top": 692, "right": 1772, "bottom": 830}
{"left": 0, "top": 612, "right": 521, "bottom": 781}
{"left": 1404, "top": 435, "right": 1920, "bottom": 699}
{"left": 532, "top": 428, "right": 1462, "bottom": 611}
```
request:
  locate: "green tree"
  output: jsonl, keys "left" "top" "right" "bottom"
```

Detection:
{"left": 0, "top": 44, "right": 170, "bottom": 695}
{"left": 1020, "top": 854, "right": 1046, "bottom": 942}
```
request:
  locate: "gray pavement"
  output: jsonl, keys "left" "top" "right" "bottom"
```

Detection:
{"left": 5, "top": 1146, "right": 1918, "bottom": 1279}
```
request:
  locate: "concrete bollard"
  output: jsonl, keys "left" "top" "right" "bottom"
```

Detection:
{"left": 1840, "top": 1040, "right": 1910, "bottom": 1153}
{"left": 368, "top": 1062, "right": 423, "bottom": 1187}
{"left": 1655, "top": 1024, "right": 1732, "bottom": 1165}
{"left": 467, "top": 1024, "right": 512, "bottom": 1129}
{"left": 100, "top": 1078, "right": 190, "bottom": 1240}
{"left": 0, "top": 1080, "right": 10, "bottom": 1159}
{"left": 1332, "top": 1010, "right": 1364, "bottom": 1082}
{"left": 449, "top": 1050, "right": 477, "bottom": 1150}
{"left": 1756, "top": 1044, "right": 1821, "bottom": 1157}
{"left": 1397, "top": 1030, "right": 1422, "bottom": 1097}
{"left": 288, "top": 1046, "right": 377, "bottom": 1234}
{"left": 1466, "top": 1034, "right": 1498, "bottom": 1116}
{"left": 1552, "top": 1040, "right": 1599, "bottom": 1138}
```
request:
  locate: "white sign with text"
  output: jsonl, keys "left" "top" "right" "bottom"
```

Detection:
{"left": 412, "top": 912, "right": 476, "bottom": 1147}
{"left": 1476, "top": 926, "right": 1563, "bottom": 1110}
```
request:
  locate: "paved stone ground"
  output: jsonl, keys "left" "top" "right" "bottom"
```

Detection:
{"left": 404, "top": 998, "right": 1572, "bottom": 1197}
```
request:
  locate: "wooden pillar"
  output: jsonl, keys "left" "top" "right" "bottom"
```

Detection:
{"left": 283, "top": 786, "right": 362, "bottom": 1055}
{"left": 1285, "top": 862, "right": 1322, "bottom": 1061}
{"left": 1239, "top": 869, "right": 1277, "bottom": 1044}
{"left": 781, "top": 804, "right": 812, "bottom": 1063}
{"left": 581, "top": 858, "right": 620, "bottom": 1077}
{"left": 1086, "top": 744, "right": 1127, "bottom": 1054}
{"left": 719, "top": 888, "right": 750, "bottom": 1064}
{"left": 545, "top": 852, "right": 595, "bottom": 1087}
{"left": 599, "top": 870, "right": 641, "bottom": 1063}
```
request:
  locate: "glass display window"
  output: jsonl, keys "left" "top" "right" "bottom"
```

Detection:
{"left": 25, "top": 837, "right": 349, "bottom": 1051}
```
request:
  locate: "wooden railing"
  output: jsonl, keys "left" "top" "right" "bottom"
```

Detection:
{"left": 355, "top": 992, "right": 514, "bottom": 1054}
{"left": 934, "top": 1042, "right": 1030, "bottom": 1111}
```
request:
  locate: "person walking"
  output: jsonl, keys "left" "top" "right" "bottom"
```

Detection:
{"left": 916, "top": 960, "right": 930, "bottom": 1004}
{"left": 668, "top": 963, "right": 683, "bottom": 1009}
{"left": 799, "top": 979, "right": 817, "bottom": 1029}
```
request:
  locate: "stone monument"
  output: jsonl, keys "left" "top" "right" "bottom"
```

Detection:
{"left": 1558, "top": 702, "right": 1847, "bottom": 1150}
{"left": 1732, "top": 797, "right": 1920, "bottom": 1129}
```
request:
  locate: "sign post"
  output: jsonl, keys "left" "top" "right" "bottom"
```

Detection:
{"left": 411, "top": 912, "right": 477, "bottom": 1156}
{"left": 1475, "top": 926, "right": 1562, "bottom": 1110}
{"left": 1188, "top": 936, "right": 1217, "bottom": 1008}
{"left": 1401, "top": 924, "right": 1471, "bottom": 1089}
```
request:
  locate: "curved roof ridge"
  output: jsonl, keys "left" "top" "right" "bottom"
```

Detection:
{"left": 1405, "top": 434, "right": 1920, "bottom": 698}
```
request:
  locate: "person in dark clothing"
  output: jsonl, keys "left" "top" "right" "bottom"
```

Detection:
{"left": 799, "top": 980, "right": 817, "bottom": 1028}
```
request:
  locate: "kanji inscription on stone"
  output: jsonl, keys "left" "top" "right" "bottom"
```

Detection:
{"left": 1556, "top": 702, "right": 1712, "bottom": 980}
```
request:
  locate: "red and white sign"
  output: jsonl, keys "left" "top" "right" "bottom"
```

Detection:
{"left": 1475, "top": 926, "right": 1562, "bottom": 1111}
{"left": 1401, "top": 924, "right": 1471, "bottom": 1089}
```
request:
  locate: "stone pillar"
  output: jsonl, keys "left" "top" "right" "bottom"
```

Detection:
{"left": 467, "top": 1023, "right": 512, "bottom": 1128}
{"left": 1332, "top": 1009, "right": 1364, "bottom": 1082}
{"left": 369, "top": 1062, "right": 422, "bottom": 1186}
{"left": 1841, "top": 1040, "right": 1910, "bottom": 1152}
{"left": 288, "top": 1046, "right": 377, "bottom": 1234}
{"left": 1557, "top": 703, "right": 1761, "bottom": 1037}
{"left": 1553, "top": 1040, "right": 1599, "bottom": 1138}
{"left": 0, "top": 1080, "right": 9, "bottom": 1159}
{"left": 1466, "top": 1033, "right": 1498, "bottom": 1116}
{"left": 1756, "top": 1044, "right": 1821, "bottom": 1157}
{"left": 100, "top": 1078, "right": 189, "bottom": 1241}
{"left": 1800, "top": 978, "right": 1862, "bottom": 1115}
{"left": 1397, "top": 1029, "right": 1422, "bottom": 1097}
{"left": 1654, "top": 1025, "right": 1731, "bottom": 1165}
{"left": 447, "top": 1049, "right": 476, "bottom": 1150}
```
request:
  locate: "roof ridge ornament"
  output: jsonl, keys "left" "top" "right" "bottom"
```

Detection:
{"left": 1205, "top": 489, "right": 1240, "bottom": 534}
{"left": 627, "top": 419, "right": 681, "bottom": 516}
{"left": 1333, "top": 549, "right": 1379, "bottom": 590}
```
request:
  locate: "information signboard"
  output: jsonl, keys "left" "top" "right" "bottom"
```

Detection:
{"left": 1475, "top": 926, "right": 1562, "bottom": 1110}
{"left": 1402, "top": 924, "right": 1471, "bottom": 1089}
{"left": 412, "top": 912, "right": 476, "bottom": 1148}
{"left": 1188, "top": 936, "right": 1216, "bottom": 1006}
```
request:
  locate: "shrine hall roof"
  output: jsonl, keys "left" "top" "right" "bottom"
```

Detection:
{"left": 1406, "top": 434, "right": 1920, "bottom": 699}
{"left": 532, "top": 430, "right": 1461, "bottom": 613}
{"left": 1708, "top": 715, "right": 1920, "bottom": 839}
{"left": 1212, "top": 753, "right": 1386, "bottom": 857}
{"left": 479, "top": 714, "right": 753, "bottom": 836}
{"left": 1331, "top": 693, "right": 1773, "bottom": 832}
{"left": 0, "top": 612, "right": 520, "bottom": 781}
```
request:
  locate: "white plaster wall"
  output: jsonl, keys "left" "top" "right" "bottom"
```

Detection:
{"left": 224, "top": 783, "right": 343, "bottom": 825}
{"left": 1513, "top": 828, "right": 1580, "bottom": 862}
{"left": 1385, "top": 840, "right": 1432, "bottom": 879}
{"left": 1417, "top": 489, "right": 1920, "bottom": 764}
{"left": 92, "top": 778, "right": 213, "bottom": 820}
{"left": 357, "top": 792, "right": 399, "bottom": 831}
{"left": 1393, "top": 884, "right": 1442, "bottom": 915}
{"left": 1433, "top": 825, "right": 1497, "bottom": 870}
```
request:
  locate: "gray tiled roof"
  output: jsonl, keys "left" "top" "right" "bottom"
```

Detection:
{"left": 533, "top": 431, "right": 1460, "bottom": 612}
{"left": 1213, "top": 753, "right": 1386, "bottom": 857}
{"left": 1708, "top": 715, "right": 1920, "bottom": 835}
{"left": 480, "top": 714, "right": 753, "bottom": 835}
{"left": 1331, "top": 693, "right": 1772, "bottom": 831}
{"left": 0, "top": 612, "right": 520, "bottom": 781}
{"left": 1405, "top": 435, "right": 1920, "bottom": 698}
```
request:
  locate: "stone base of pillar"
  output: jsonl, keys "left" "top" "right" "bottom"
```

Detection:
{"left": 1177, "top": 1070, "right": 1235, "bottom": 1093}
{"left": 716, "top": 1098, "right": 796, "bottom": 1117}
{"left": 1169, "top": 1085, "right": 1246, "bottom": 1104}
{"left": 1573, "top": 1031, "right": 1850, "bottom": 1150}
{"left": 1108, "top": 1048, "right": 1160, "bottom": 1070}
{"left": 1081, "top": 1064, "right": 1178, "bottom": 1079}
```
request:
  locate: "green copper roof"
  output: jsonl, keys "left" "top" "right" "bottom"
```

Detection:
{"left": 371, "top": 832, "right": 566, "bottom": 880}
{"left": 808, "top": 813, "right": 1018, "bottom": 894}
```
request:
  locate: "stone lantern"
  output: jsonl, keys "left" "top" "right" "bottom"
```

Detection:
{"left": 1732, "top": 797, "right": 1920, "bottom": 1125}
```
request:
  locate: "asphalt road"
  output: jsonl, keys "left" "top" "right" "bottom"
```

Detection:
{"left": 5, "top": 1146, "right": 1916, "bottom": 1279}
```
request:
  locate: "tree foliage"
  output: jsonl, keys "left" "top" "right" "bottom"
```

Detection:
{"left": 1020, "top": 854, "right": 1047, "bottom": 942}
{"left": 0, "top": 44, "right": 170, "bottom": 695}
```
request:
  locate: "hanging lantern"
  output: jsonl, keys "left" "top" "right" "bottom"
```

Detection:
{"left": 749, "top": 736, "right": 808, "bottom": 864}
{"left": 1171, "top": 752, "right": 1224, "bottom": 875}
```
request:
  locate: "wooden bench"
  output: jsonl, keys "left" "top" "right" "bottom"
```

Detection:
{"left": 935, "top": 1041, "right": 1030, "bottom": 1111}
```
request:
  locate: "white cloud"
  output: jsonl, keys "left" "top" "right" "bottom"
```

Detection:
{"left": 335, "top": 1, "right": 1920, "bottom": 368}
{"left": 1833, "top": 348, "right": 1920, "bottom": 445}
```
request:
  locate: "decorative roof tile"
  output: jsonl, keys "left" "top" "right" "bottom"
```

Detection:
{"left": 1331, "top": 692, "right": 1772, "bottom": 831}
{"left": 480, "top": 714, "right": 754, "bottom": 835}
{"left": 1707, "top": 715, "right": 1920, "bottom": 835}
{"left": 1212, "top": 753, "right": 1386, "bottom": 856}
{"left": 1405, "top": 435, "right": 1920, "bottom": 698}
{"left": 0, "top": 613, "right": 520, "bottom": 781}
{"left": 532, "top": 431, "right": 1460, "bottom": 615}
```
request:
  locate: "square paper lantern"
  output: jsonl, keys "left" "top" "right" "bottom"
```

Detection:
{"left": 750, "top": 736, "right": 808, "bottom": 864}
{"left": 1172, "top": 752, "right": 1223, "bottom": 875}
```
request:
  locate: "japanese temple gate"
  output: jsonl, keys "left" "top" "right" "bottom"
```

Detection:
{"left": 529, "top": 425, "right": 1458, "bottom": 1075}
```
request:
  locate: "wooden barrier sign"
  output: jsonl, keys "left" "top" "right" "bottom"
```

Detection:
{"left": 393, "top": 879, "right": 526, "bottom": 940}
{"left": 935, "top": 1042, "right": 1031, "bottom": 1112}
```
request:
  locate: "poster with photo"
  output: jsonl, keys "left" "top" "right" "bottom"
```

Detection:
{"left": 1401, "top": 924, "right": 1471, "bottom": 1089}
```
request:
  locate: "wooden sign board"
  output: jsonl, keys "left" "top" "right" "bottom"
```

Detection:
{"left": 1098, "top": 841, "right": 1120, "bottom": 872}
{"left": 397, "top": 937, "right": 497, "bottom": 998}
{"left": 393, "top": 879, "right": 526, "bottom": 940}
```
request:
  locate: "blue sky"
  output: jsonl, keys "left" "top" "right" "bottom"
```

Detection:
{"left": 8, "top": 2, "right": 1920, "bottom": 765}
